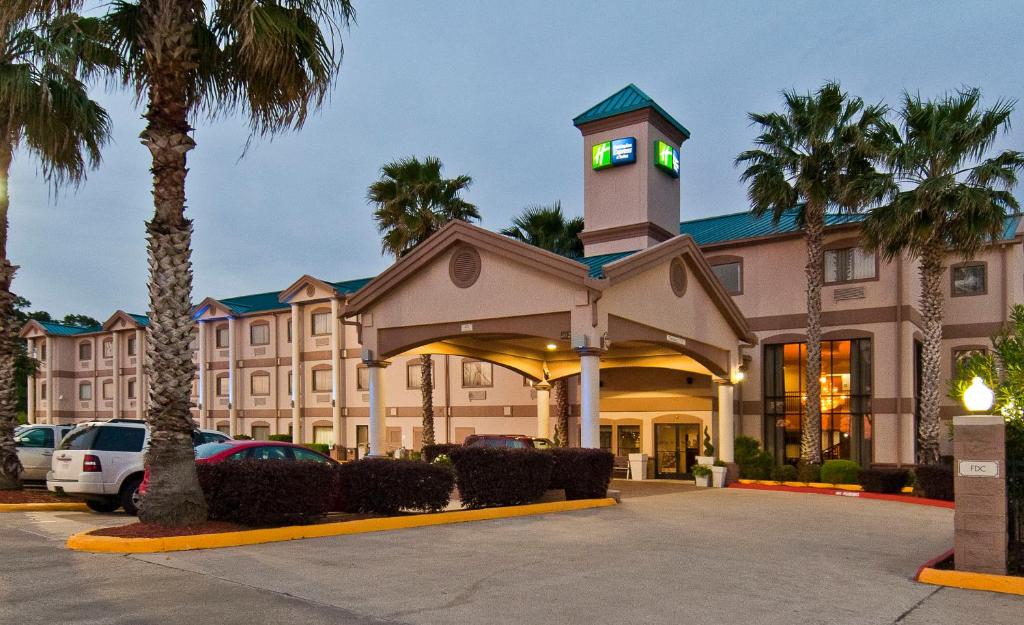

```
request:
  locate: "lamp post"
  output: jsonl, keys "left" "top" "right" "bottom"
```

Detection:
{"left": 962, "top": 376, "right": 995, "bottom": 413}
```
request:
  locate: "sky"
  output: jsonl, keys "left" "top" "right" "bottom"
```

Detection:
{"left": 10, "top": 0, "right": 1024, "bottom": 320}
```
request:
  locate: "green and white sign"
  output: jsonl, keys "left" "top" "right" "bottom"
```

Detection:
{"left": 654, "top": 140, "right": 680, "bottom": 177}
{"left": 592, "top": 141, "right": 613, "bottom": 169}
{"left": 592, "top": 137, "right": 636, "bottom": 170}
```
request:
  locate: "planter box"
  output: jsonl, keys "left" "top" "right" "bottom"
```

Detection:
{"left": 694, "top": 474, "right": 710, "bottom": 487}
{"left": 710, "top": 466, "right": 727, "bottom": 488}
{"left": 695, "top": 455, "right": 714, "bottom": 466}
{"left": 628, "top": 453, "right": 649, "bottom": 481}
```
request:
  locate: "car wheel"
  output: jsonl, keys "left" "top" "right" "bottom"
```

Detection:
{"left": 85, "top": 498, "right": 120, "bottom": 513}
{"left": 120, "top": 476, "right": 143, "bottom": 516}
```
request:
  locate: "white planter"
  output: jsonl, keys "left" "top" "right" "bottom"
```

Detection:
{"left": 710, "top": 466, "right": 727, "bottom": 488}
{"left": 628, "top": 453, "right": 649, "bottom": 481}
{"left": 695, "top": 455, "right": 714, "bottom": 466}
{"left": 694, "top": 474, "right": 710, "bottom": 487}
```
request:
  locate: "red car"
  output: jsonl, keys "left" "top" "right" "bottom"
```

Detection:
{"left": 139, "top": 441, "right": 338, "bottom": 496}
{"left": 463, "top": 434, "right": 536, "bottom": 449}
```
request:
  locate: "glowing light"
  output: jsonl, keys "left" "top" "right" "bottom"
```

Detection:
{"left": 733, "top": 370, "right": 746, "bottom": 383}
{"left": 963, "top": 377, "right": 994, "bottom": 412}
{"left": 546, "top": 343, "right": 558, "bottom": 351}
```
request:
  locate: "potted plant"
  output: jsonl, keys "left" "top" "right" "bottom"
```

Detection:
{"left": 710, "top": 460, "right": 728, "bottom": 488}
{"left": 691, "top": 463, "right": 712, "bottom": 487}
{"left": 695, "top": 426, "right": 715, "bottom": 466}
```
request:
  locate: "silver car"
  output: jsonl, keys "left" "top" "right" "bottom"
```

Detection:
{"left": 15, "top": 424, "right": 77, "bottom": 482}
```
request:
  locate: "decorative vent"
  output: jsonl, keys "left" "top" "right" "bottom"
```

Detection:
{"left": 219, "top": 399, "right": 228, "bottom": 406}
{"left": 254, "top": 398, "right": 266, "bottom": 406}
{"left": 317, "top": 394, "right": 330, "bottom": 403}
{"left": 104, "top": 401, "right": 112, "bottom": 408}
{"left": 449, "top": 245, "right": 481, "bottom": 288}
{"left": 218, "top": 350, "right": 228, "bottom": 358}
{"left": 361, "top": 393, "right": 369, "bottom": 402}
{"left": 834, "top": 286, "right": 865, "bottom": 301}
{"left": 306, "top": 285, "right": 315, "bottom": 297}
{"left": 129, "top": 357, "right": 136, "bottom": 366}
{"left": 255, "top": 347, "right": 267, "bottom": 356}
{"left": 104, "top": 359, "right": 113, "bottom": 367}
{"left": 315, "top": 337, "right": 329, "bottom": 347}
{"left": 669, "top": 257, "right": 687, "bottom": 297}
{"left": 468, "top": 390, "right": 487, "bottom": 401}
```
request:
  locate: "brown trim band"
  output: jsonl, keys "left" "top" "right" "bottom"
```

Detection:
{"left": 575, "top": 107, "right": 688, "bottom": 145}
{"left": 376, "top": 312, "right": 571, "bottom": 360}
{"left": 579, "top": 222, "right": 675, "bottom": 246}
{"left": 942, "top": 322, "right": 1005, "bottom": 340}
{"left": 606, "top": 315, "right": 730, "bottom": 376}
{"left": 748, "top": 305, "right": 926, "bottom": 333}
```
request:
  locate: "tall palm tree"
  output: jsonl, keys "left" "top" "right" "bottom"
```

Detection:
{"left": 368, "top": 156, "right": 479, "bottom": 448}
{"left": 100, "top": 0, "right": 354, "bottom": 525}
{"left": 501, "top": 201, "right": 583, "bottom": 446}
{"left": 862, "top": 89, "right": 1023, "bottom": 465}
{"left": 0, "top": 2, "right": 112, "bottom": 489}
{"left": 736, "top": 82, "right": 888, "bottom": 465}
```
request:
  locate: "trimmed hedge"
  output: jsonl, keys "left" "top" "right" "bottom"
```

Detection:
{"left": 269, "top": 434, "right": 292, "bottom": 442}
{"left": 735, "top": 436, "right": 773, "bottom": 479}
{"left": 303, "top": 443, "right": 330, "bottom": 456}
{"left": 422, "top": 443, "right": 462, "bottom": 463}
{"left": 915, "top": 464, "right": 954, "bottom": 501}
{"left": 450, "top": 447, "right": 554, "bottom": 508}
{"left": 858, "top": 468, "right": 910, "bottom": 494}
{"left": 337, "top": 458, "right": 454, "bottom": 514}
{"left": 771, "top": 464, "right": 797, "bottom": 481}
{"left": 796, "top": 462, "right": 821, "bottom": 483}
{"left": 197, "top": 460, "right": 335, "bottom": 526}
{"left": 820, "top": 460, "right": 861, "bottom": 485}
{"left": 546, "top": 448, "right": 614, "bottom": 499}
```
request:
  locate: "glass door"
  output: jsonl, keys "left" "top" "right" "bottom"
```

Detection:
{"left": 654, "top": 424, "right": 701, "bottom": 479}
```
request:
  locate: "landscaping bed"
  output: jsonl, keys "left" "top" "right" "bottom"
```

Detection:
{"left": 0, "top": 489, "right": 71, "bottom": 504}
{"left": 87, "top": 512, "right": 381, "bottom": 538}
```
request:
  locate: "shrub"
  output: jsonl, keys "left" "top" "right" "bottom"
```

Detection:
{"left": 858, "top": 468, "right": 910, "bottom": 494}
{"left": 197, "top": 460, "right": 335, "bottom": 527}
{"left": 422, "top": 443, "right": 462, "bottom": 463}
{"left": 771, "top": 464, "right": 797, "bottom": 481}
{"left": 303, "top": 443, "right": 330, "bottom": 456}
{"left": 546, "top": 448, "right": 614, "bottom": 500}
{"left": 735, "top": 436, "right": 774, "bottom": 479}
{"left": 915, "top": 464, "right": 954, "bottom": 501}
{"left": 820, "top": 460, "right": 861, "bottom": 485}
{"left": 269, "top": 434, "right": 292, "bottom": 443}
{"left": 449, "top": 447, "right": 554, "bottom": 508}
{"left": 691, "top": 464, "right": 712, "bottom": 477}
{"left": 337, "top": 458, "right": 453, "bottom": 514}
{"left": 796, "top": 461, "right": 821, "bottom": 483}
{"left": 233, "top": 434, "right": 252, "bottom": 440}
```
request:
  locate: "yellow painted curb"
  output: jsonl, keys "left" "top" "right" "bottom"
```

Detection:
{"left": 0, "top": 502, "right": 89, "bottom": 512}
{"left": 738, "top": 479, "right": 912, "bottom": 493}
{"left": 67, "top": 497, "right": 618, "bottom": 554}
{"left": 918, "top": 567, "right": 1024, "bottom": 596}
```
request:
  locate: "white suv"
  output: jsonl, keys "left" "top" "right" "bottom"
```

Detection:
{"left": 15, "top": 424, "right": 77, "bottom": 482}
{"left": 47, "top": 420, "right": 229, "bottom": 515}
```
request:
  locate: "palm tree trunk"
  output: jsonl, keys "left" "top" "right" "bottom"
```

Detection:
{"left": 420, "top": 354, "right": 435, "bottom": 446}
{"left": 553, "top": 378, "right": 569, "bottom": 447}
{"left": 136, "top": 0, "right": 206, "bottom": 526}
{"left": 917, "top": 240, "right": 944, "bottom": 465}
{"left": 802, "top": 206, "right": 824, "bottom": 465}
{"left": 0, "top": 138, "right": 23, "bottom": 490}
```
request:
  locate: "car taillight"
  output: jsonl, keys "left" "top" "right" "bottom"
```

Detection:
{"left": 83, "top": 454, "right": 102, "bottom": 472}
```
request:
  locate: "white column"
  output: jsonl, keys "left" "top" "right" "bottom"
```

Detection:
{"left": 578, "top": 350, "right": 601, "bottom": 448}
{"left": 290, "top": 303, "right": 301, "bottom": 442}
{"left": 330, "top": 297, "right": 343, "bottom": 449}
{"left": 197, "top": 322, "right": 207, "bottom": 429}
{"left": 535, "top": 382, "right": 551, "bottom": 439}
{"left": 717, "top": 382, "right": 735, "bottom": 463}
{"left": 366, "top": 361, "right": 389, "bottom": 456}
{"left": 112, "top": 332, "right": 121, "bottom": 418}
{"left": 26, "top": 339, "right": 35, "bottom": 424}
{"left": 45, "top": 336, "right": 53, "bottom": 424}
{"left": 228, "top": 316, "right": 238, "bottom": 437}
{"left": 135, "top": 329, "right": 144, "bottom": 419}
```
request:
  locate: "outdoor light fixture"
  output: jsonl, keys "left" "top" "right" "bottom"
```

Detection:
{"left": 733, "top": 370, "right": 746, "bottom": 383}
{"left": 546, "top": 343, "right": 557, "bottom": 350}
{"left": 963, "top": 376, "right": 994, "bottom": 413}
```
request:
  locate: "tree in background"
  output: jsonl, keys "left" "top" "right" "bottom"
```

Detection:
{"left": 100, "top": 0, "right": 355, "bottom": 525}
{"left": 864, "top": 89, "right": 1022, "bottom": 465}
{"left": 736, "top": 82, "right": 888, "bottom": 465}
{"left": 369, "top": 156, "right": 479, "bottom": 448}
{"left": 0, "top": 1, "right": 112, "bottom": 489}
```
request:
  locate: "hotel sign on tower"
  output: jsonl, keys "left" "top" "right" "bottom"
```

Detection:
{"left": 592, "top": 137, "right": 637, "bottom": 170}
{"left": 654, "top": 140, "right": 680, "bottom": 177}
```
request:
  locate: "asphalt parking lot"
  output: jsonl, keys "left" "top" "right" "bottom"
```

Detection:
{"left": 3, "top": 487, "right": 1023, "bottom": 625}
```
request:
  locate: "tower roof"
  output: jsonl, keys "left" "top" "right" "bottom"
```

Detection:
{"left": 572, "top": 84, "right": 691, "bottom": 140}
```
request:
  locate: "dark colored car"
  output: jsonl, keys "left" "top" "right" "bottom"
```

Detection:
{"left": 463, "top": 434, "right": 536, "bottom": 449}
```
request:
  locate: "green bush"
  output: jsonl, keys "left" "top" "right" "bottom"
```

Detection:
{"left": 796, "top": 462, "right": 821, "bottom": 483}
{"left": 771, "top": 464, "right": 797, "bottom": 481}
{"left": 449, "top": 447, "right": 554, "bottom": 508}
{"left": 858, "top": 468, "right": 909, "bottom": 494}
{"left": 691, "top": 464, "right": 712, "bottom": 477}
{"left": 915, "top": 464, "right": 954, "bottom": 501}
{"left": 422, "top": 443, "right": 462, "bottom": 463}
{"left": 197, "top": 460, "right": 336, "bottom": 526}
{"left": 337, "top": 458, "right": 454, "bottom": 514}
{"left": 233, "top": 434, "right": 252, "bottom": 440}
{"left": 546, "top": 448, "right": 615, "bottom": 500}
{"left": 269, "top": 434, "right": 292, "bottom": 442}
{"left": 735, "top": 436, "right": 773, "bottom": 479}
{"left": 820, "top": 460, "right": 861, "bottom": 485}
{"left": 303, "top": 443, "right": 330, "bottom": 456}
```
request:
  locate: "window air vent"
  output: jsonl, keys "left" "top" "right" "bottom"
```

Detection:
{"left": 834, "top": 286, "right": 865, "bottom": 301}
{"left": 449, "top": 245, "right": 481, "bottom": 288}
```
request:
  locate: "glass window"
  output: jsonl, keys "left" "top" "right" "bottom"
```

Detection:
{"left": 102, "top": 380, "right": 113, "bottom": 400}
{"left": 251, "top": 372, "right": 270, "bottom": 396}
{"left": 287, "top": 319, "right": 292, "bottom": 343}
{"left": 824, "top": 247, "right": 876, "bottom": 284}
{"left": 79, "top": 382, "right": 92, "bottom": 401}
{"left": 102, "top": 340, "right": 113, "bottom": 358}
{"left": 356, "top": 425, "right": 368, "bottom": 447}
{"left": 294, "top": 447, "right": 331, "bottom": 463}
{"left": 952, "top": 264, "right": 986, "bottom": 296}
{"left": 312, "top": 427, "right": 333, "bottom": 446}
{"left": 78, "top": 342, "right": 92, "bottom": 361}
{"left": 617, "top": 425, "right": 641, "bottom": 457}
{"left": 251, "top": 425, "right": 270, "bottom": 441}
{"left": 600, "top": 425, "right": 612, "bottom": 452}
{"left": 250, "top": 323, "right": 270, "bottom": 346}
{"left": 216, "top": 423, "right": 230, "bottom": 435}
{"left": 40, "top": 383, "right": 46, "bottom": 400}
{"left": 953, "top": 348, "right": 986, "bottom": 374}
{"left": 250, "top": 445, "right": 290, "bottom": 460}
{"left": 215, "top": 325, "right": 229, "bottom": 348}
{"left": 711, "top": 262, "right": 742, "bottom": 295}
{"left": 216, "top": 375, "right": 230, "bottom": 396}
{"left": 93, "top": 426, "right": 146, "bottom": 452}
{"left": 312, "top": 368, "right": 332, "bottom": 392}
{"left": 127, "top": 336, "right": 137, "bottom": 356}
{"left": 16, "top": 427, "right": 53, "bottom": 449}
{"left": 311, "top": 311, "right": 331, "bottom": 336}
{"left": 60, "top": 426, "right": 98, "bottom": 450}
{"left": 198, "top": 431, "right": 230, "bottom": 445}
{"left": 462, "top": 361, "right": 493, "bottom": 388}
{"left": 356, "top": 366, "right": 369, "bottom": 391}
{"left": 288, "top": 371, "right": 293, "bottom": 396}
{"left": 127, "top": 379, "right": 136, "bottom": 399}
{"left": 407, "top": 363, "right": 422, "bottom": 389}
{"left": 196, "top": 442, "right": 233, "bottom": 459}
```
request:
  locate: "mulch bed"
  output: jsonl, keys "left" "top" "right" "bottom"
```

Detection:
{"left": 87, "top": 511, "right": 383, "bottom": 539}
{"left": 729, "top": 482, "right": 955, "bottom": 508}
{"left": 0, "top": 490, "right": 72, "bottom": 504}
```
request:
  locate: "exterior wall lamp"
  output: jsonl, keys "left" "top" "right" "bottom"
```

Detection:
{"left": 962, "top": 376, "right": 994, "bottom": 413}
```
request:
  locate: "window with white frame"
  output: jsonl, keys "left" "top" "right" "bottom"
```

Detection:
{"left": 462, "top": 360, "right": 493, "bottom": 388}
{"left": 952, "top": 263, "right": 986, "bottom": 297}
{"left": 102, "top": 339, "right": 113, "bottom": 358}
{"left": 356, "top": 366, "right": 369, "bottom": 391}
{"left": 824, "top": 247, "right": 876, "bottom": 284}
{"left": 216, "top": 375, "right": 230, "bottom": 396}
{"left": 102, "top": 380, "right": 113, "bottom": 400}
{"left": 312, "top": 367, "right": 332, "bottom": 392}
{"left": 127, "top": 378, "right": 137, "bottom": 399}
{"left": 250, "top": 322, "right": 270, "bottom": 346}
{"left": 79, "top": 382, "right": 92, "bottom": 401}
{"left": 215, "top": 325, "right": 229, "bottom": 348}
{"left": 251, "top": 372, "right": 271, "bottom": 396}
{"left": 311, "top": 311, "right": 331, "bottom": 336}
{"left": 127, "top": 336, "right": 137, "bottom": 356}
{"left": 78, "top": 341, "right": 92, "bottom": 361}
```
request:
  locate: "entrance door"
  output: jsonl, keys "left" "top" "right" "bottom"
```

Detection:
{"left": 654, "top": 423, "right": 700, "bottom": 479}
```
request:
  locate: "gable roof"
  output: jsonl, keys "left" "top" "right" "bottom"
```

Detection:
{"left": 573, "top": 84, "right": 691, "bottom": 140}
{"left": 19, "top": 318, "right": 102, "bottom": 338}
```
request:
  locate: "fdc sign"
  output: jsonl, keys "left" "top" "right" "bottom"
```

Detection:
{"left": 654, "top": 140, "right": 680, "bottom": 177}
{"left": 592, "top": 137, "right": 636, "bottom": 170}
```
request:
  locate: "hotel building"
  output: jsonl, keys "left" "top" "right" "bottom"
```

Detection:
{"left": 21, "top": 85, "right": 1023, "bottom": 476}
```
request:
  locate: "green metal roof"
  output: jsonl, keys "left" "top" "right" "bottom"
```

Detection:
{"left": 331, "top": 277, "right": 374, "bottom": 294}
{"left": 213, "top": 277, "right": 375, "bottom": 315}
{"left": 128, "top": 313, "right": 149, "bottom": 327}
{"left": 37, "top": 320, "right": 101, "bottom": 336}
{"left": 573, "top": 84, "right": 691, "bottom": 140}
{"left": 573, "top": 251, "right": 637, "bottom": 279}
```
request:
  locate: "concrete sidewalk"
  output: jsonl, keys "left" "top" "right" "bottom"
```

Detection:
{"left": 4, "top": 488, "right": 1023, "bottom": 625}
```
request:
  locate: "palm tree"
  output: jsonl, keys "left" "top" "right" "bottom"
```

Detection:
{"left": 862, "top": 89, "right": 1023, "bottom": 465}
{"left": 0, "top": 2, "right": 112, "bottom": 489}
{"left": 500, "top": 201, "right": 584, "bottom": 257}
{"left": 736, "top": 82, "right": 888, "bottom": 465}
{"left": 501, "top": 201, "right": 583, "bottom": 446}
{"left": 368, "top": 156, "right": 479, "bottom": 447}
{"left": 100, "top": 0, "right": 354, "bottom": 525}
